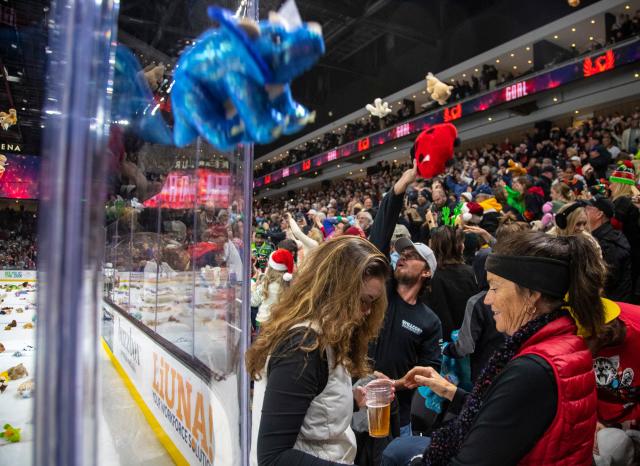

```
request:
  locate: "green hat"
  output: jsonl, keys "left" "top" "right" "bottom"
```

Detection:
{"left": 609, "top": 161, "right": 636, "bottom": 186}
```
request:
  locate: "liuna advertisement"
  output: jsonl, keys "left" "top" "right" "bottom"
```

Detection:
{"left": 111, "top": 311, "right": 240, "bottom": 465}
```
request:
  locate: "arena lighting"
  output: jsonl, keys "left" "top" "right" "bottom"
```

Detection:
{"left": 253, "top": 40, "right": 639, "bottom": 190}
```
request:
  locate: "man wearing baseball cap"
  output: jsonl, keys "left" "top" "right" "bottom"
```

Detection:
{"left": 365, "top": 161, "right": 443, "bottom": 443}
{"left": 586, "top": 196, "right": 633, "bottom": 301}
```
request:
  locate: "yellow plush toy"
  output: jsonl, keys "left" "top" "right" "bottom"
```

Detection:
{"left": 507, "top": 159, "right": 528, "bottom": 177}
{"left": 0, "top": 109, "right": 17, "bottom": 131}
{"left": 425, "top": 73, "right": 453, "bottom": 105}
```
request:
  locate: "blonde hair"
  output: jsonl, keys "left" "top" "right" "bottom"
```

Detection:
{"left": 554, "top": 202, "right": 590, "bottom": 236}
{"left": 610, "top": 182, "right": 639, "bottom": 201}
{"left": 246, "top": 236, "right": 389, "bottom": 380}
{"left": 308, "top": 227, "right": 323, "bottom": 244}
{"left": 551, "top": 182, "right": 575, "bottom": 202}
{"left": 260, "top": 266, "right": 289, "bottom": 301}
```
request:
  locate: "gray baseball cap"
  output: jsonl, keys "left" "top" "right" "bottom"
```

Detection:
{"left": 394, "top": 237, "right": 437, "bottom": 276}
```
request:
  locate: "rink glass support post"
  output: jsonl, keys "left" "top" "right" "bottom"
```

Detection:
{"left": 237, "top": 2, "right": 258, "bottom": 465}
{"left": 35, "top": 0, "right": 119, "bottom": 465}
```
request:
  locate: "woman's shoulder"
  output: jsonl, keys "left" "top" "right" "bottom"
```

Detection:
{"left": 272, "top": 325, "right": 321, "bottom": 357}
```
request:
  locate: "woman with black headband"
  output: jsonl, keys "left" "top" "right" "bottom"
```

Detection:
{"left": 382, "top": 230, "right": 606, "bottom": 466}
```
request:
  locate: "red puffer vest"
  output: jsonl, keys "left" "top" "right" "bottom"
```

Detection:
{"left": 516, "top": 316, "right": 597, "bottom": 466}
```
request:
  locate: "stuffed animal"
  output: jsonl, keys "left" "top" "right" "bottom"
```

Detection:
{"left": 365, "top": 98, "right": 392, "bottom": 118}
{"left": 111, "top": 45, "right": 173, "bottom": 145}
{"left": 0, "top": 154, "right": 6, "bottom": 180}
{"left": 0, "top": 109, "right": 17, "bottom": 131}
{"left": 0, "top": 424, "right": 21, "bottom": 443}
{"left": 172, "top": 7, "right": 324, "bottom": 151}
{"left": 507, "top": 159, "right": 528, "bottom": 176}
{"left": 412, "top": 123, "right": 458, "bottom": 179}
{"left": 142, "top": 63, "right": 165, "bottom": 92}
{"left": 462, "top": 202, "right": 484, "bottom": 224}
{"left": 17, "top": 380, "right": 34, "bottom": 399}
{"left": 541, "top": 202, "right": 554, "bottom": 228}
{"left": 6, "top": 363, "right": 28, "bottom": 380}
{"left": 425, "top": 73, "right": 453, "bottom": 105}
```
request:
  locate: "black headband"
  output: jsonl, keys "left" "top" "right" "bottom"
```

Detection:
{"left": 485, "top": 254, "right": 570, "bottom": 298}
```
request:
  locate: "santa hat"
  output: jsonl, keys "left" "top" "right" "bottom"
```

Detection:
{"left": 344, "top": 226, "right": 366, "bottom": 238}
{"left": 268, "top": 249, "right": 294, "bottom": 281}
{"left": 411, "top": 123, "right": 458, "bottom": 179}
{"left": 610, "top": 160, "right": 636, "bottom": 186}
{"left": 462, "top": 202, "right": 484, "bottom": 224}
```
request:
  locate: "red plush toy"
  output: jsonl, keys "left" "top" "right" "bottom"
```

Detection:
{"left": 412, "top": 123, "right": 458, "bottom": 179}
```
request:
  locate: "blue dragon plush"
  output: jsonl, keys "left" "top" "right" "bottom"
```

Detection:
{"left": 171, "top": 7, "right": 325, "bottom": 151}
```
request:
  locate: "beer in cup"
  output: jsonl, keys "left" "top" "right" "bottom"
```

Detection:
{"left": 365, "top": 379, "right": 393, "bottom": 438}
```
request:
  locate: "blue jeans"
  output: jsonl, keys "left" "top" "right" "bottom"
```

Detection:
{"left": 381, "top": 436, "right": 431, "bottom": 466}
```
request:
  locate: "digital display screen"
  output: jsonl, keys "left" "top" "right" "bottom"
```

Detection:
{"left": 0, "top": 154, "right": 39, "bottom": 199}
{"left": 254, "top": 40, "right": 640, "bottom": 189}
{"left": 143, "top": 168, "right": 231, "bottom": 209}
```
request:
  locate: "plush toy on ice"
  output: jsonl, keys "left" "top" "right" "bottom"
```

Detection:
{"left": 425, "top": 72, "right": 453, "bottom": 105}
{"left": 0, "top": 424, "right": 20, "bottom": 443}
{"left": 411, "top": 123, "right": 459, "bottom": 179}
{"left": 171, "top": 6, "right": 325, "bottom": 151}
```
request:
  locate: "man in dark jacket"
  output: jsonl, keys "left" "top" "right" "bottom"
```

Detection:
{"left": 586, "top": 197, "right": 633, "bottom": 302}
{"left": 354, "top": 161, "right": 442, "bottom": 464}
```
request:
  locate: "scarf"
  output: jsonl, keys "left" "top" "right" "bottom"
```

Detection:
{"left": 423, "top": 309, "right": 565, "bottom": 465}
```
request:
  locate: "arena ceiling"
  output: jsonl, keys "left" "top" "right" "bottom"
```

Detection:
{"left": 1, "top": 0, "right": 604, "bottom": 157}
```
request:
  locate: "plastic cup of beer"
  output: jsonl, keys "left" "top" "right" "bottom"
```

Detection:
{"left": 365, "top": 379, "right": 393, "bottom": 438}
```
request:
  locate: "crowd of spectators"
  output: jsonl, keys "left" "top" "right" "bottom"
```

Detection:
{"left": 0, "top": 206, "right": 37, "bottom": 270}
{"left": 254, "top": 9, "right": 640, "bottom": 179}
{"left": 249, "top": 107, "right": 640, "bottom": 466}
{"left": 252, "top": 108, "right": 640, "bottom": 302}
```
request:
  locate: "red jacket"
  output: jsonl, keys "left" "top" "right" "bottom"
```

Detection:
{"left": 596, "top": 302, "right": 640, "bottom": 424}
{"left": 516, "top": 316, "right": 597, "bottom": 466}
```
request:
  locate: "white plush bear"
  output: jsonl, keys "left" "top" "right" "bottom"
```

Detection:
{"left": 425, "top": 72, "right": 453, "bottom": 105}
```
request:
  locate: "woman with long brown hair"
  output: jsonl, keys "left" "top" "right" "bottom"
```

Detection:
{"left": 247, "top": 235, "right": 390, "bottom": 466}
